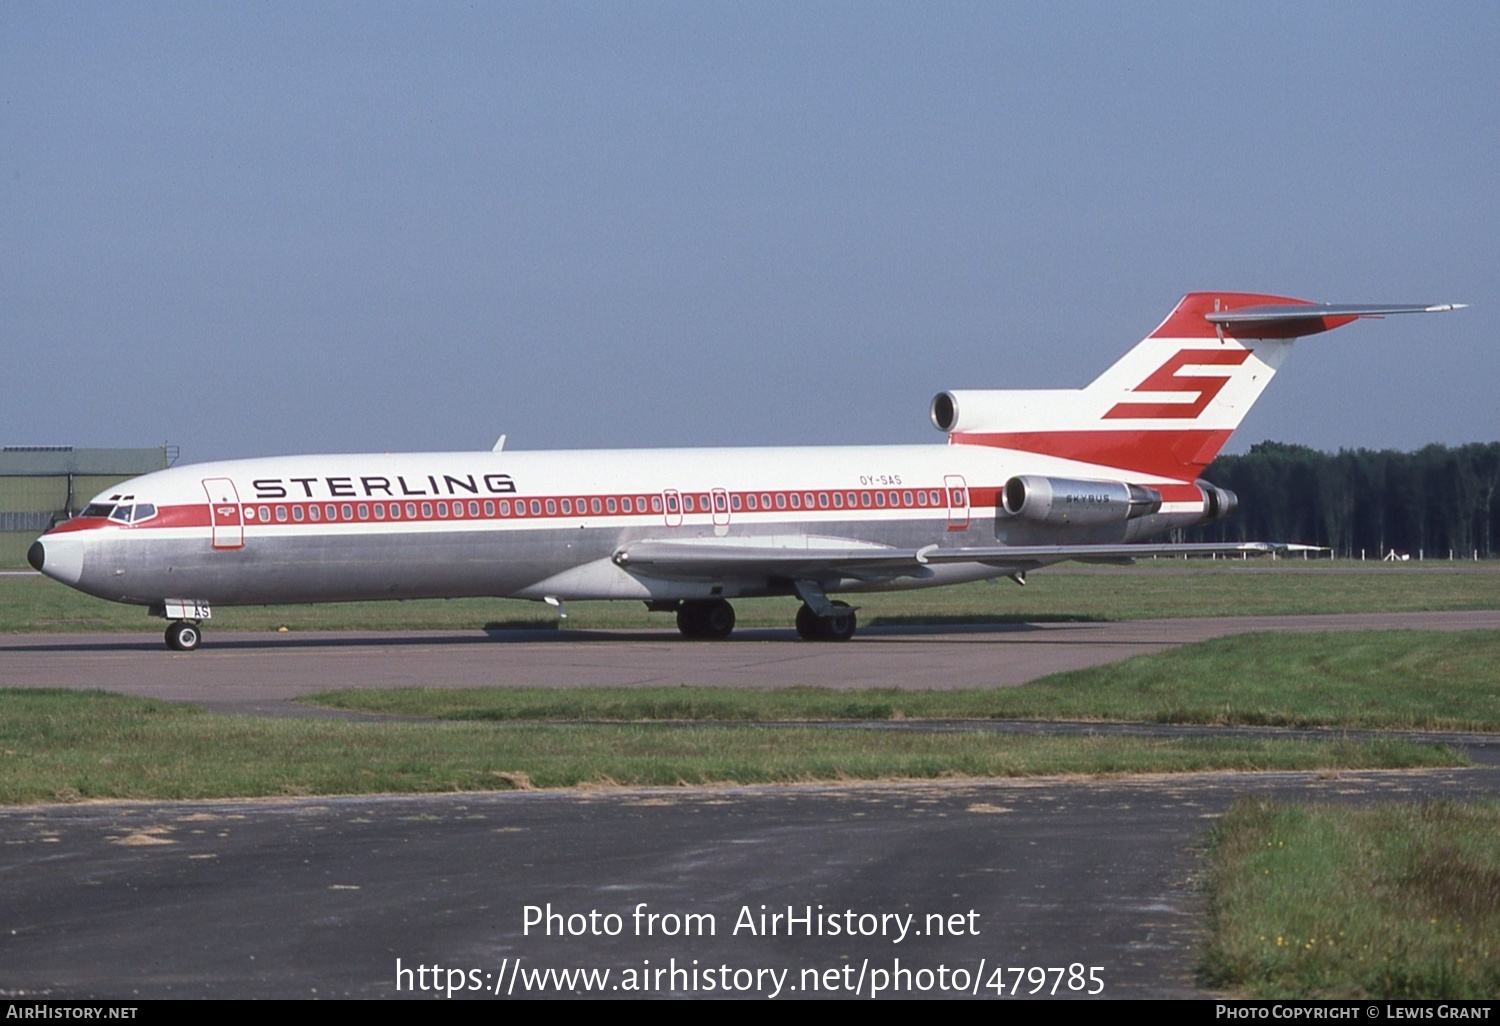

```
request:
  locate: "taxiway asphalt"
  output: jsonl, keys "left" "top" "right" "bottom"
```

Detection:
{"left": 5, "top": 763, "right": 1499, "bottom": 1000}
{"left": 3, "top": 610, "right": 1498, "bottom": 999}
{"left": 3, "top": 608, "right": 1499, "bottom": 717}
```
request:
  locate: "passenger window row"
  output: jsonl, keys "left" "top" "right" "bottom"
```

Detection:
{"left": 231, "top": 489, "right": 953, "bottom": 525}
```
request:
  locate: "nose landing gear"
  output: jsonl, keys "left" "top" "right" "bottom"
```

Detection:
{"left": 150, "top": 600, "right": 212, "bottom": 652}
{"left": 165, "top": 621, "right": 202, "bottom": 652}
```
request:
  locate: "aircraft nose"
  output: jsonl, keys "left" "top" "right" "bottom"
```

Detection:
{"left": 28, "top": 535, "right": 84, "bottom": 586}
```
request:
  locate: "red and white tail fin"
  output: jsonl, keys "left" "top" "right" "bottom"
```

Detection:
{"left": 930, "top": 292, "right": 1463, "bottom": 481}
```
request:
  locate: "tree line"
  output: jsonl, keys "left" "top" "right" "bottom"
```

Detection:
{"left": 1184, "top": 441, "right": 1500, "bottom": 558}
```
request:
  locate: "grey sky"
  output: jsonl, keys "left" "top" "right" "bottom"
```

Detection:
{"left": 3, "top": 3, "right": 1495, "bottom": 462}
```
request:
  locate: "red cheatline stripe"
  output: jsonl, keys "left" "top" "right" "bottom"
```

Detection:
{"left": 53, "top": 485, "right": 1017, "bottom": 534}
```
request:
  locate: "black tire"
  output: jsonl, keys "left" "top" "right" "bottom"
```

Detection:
{"left": 676, "top": 603, "right": 705, "bottom": 637}
{"left": 795, "top": 603, "right": 824, "bottom": 641}
{"left": 700, "top": 600, "right": 735, "bottom": 639}
{"left": 165, "top": 621, "right": 201, "bottom": 652}
{"left": 678, "top": 600, "right": 735, "bottom": 640}
{"left": 823, "top": 601, "right": 857, "bottom": 642}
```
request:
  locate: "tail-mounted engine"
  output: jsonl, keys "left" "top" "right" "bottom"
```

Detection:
{"left": 929, "top": 391, "right": 963, "bottom": 433}
{"left": 1001, "top": 476, "right": 1163, "bottom": 526}
{"left": 930, "top": 390, "right": 1018, "bottom": 433}
{"left": 1197, "top": 479, "right": 1238, "bottom": 522}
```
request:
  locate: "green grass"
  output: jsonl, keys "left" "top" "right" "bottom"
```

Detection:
{"left": 0, "top": 689, "right": 1461, "bottom": 806}
{"left": 1201, "top": 799, "right": 1500, "bottom": 998}
{"left": 989, "top": 629, "right": 1500, "bottom": 731}
{"left": 305, "top": 629, "right": 1500, "bottom": 732}
{"left": 4, "top": 560, "right": 1498, "bottom": 634}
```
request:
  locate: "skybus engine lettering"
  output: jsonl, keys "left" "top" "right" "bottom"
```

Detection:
{"left": 26, "top": 290, "right": 1462, "bottom": 651}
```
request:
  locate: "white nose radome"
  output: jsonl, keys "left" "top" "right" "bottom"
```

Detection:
{"left": 29, "top": 535, "right": 84, "bottom": 587}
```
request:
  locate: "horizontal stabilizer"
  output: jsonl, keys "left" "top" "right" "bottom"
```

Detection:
{"left": 1205, "top": 302, "right": 1466, "bottom": 337}
{"left": 1208, "top": 302, "right": 1464, "bottom": 323}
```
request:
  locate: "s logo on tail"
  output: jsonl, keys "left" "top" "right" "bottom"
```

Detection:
{"left": 1103, "top": 349, "right": 1253, "bottom": 420}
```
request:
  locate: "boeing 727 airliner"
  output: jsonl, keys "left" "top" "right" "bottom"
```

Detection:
{"left": 29, "top": 292, "right": 1462, "bottom": 650}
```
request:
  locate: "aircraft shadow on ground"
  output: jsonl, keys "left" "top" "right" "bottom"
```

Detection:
{"left": 0, "top": 618, "right": 1064, "bottom": 654}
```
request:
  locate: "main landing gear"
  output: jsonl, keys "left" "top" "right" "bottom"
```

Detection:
{"left": 165, "top": 621, "right": 202, "bottom": 652}
{"left": 676, "top": 599, "right": 737, "bottom": 639}
{"left": 795, "top": 601, "right": 856, "bottom": 642}
{"left": 668, "top": 597, "right": 857, "bottom": 641}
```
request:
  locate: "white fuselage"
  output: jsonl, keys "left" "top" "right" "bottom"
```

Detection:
{"left": 33, "top": 442, "right": 1208, "bottom": 609}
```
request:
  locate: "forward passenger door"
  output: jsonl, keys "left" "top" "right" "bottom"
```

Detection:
{"left": 202, "top": 478, "right": 244, "bottom": 550}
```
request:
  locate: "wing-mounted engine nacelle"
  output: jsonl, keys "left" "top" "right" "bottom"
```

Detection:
{"left": 1001, "top": 475, "right": 1163, "bottom": 526}
{"left": 1197, "top": 480, "right": 1238, "bottom": 522}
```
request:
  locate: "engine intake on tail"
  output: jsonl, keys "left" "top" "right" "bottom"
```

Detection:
{"left": 930, "top": 391, "right": 961, "bottom": 432}
{"left": 1001, "top": 476, "right": 1163, "bottom": 526}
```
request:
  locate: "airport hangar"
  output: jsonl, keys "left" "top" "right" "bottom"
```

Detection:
{"left": 0, "top": 445, "right": 172, "bottom": 567}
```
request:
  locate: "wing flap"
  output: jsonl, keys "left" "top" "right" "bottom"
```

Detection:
{"left": 612, "top": 537, "right": 1318, "bottom": 582}
{"left": 612, "top": 537, "right": 924, "bottom": 581}
{"left": 915, "top": 540, "right": 1310, "bottom": 569}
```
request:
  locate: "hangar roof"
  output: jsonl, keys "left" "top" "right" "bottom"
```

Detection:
{"left": 0, "top": 446, "right": 170, "bottom": 477}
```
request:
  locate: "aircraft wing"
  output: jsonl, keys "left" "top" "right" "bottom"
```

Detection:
{"left": 611, "top": 537, "right": 1316, "bottom": 582}
{"left": 913, "top": 540, "right": 1318, "bottom": 570}
{"left": 612, "top": 537, "right": 930, "bottom": 582}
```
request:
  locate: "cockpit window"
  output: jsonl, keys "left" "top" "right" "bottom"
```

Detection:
{"left": 93, "top": 503, "right": 156, "bottom": 525}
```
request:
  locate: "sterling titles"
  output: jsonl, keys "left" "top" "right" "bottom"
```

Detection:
{"left": 251, "top": 472, "right": 517, "bottom": 501}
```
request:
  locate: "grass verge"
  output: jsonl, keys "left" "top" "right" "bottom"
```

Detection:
{"left": 304, "top": 629, "right": 1500, "bottom": 732}
{"left": 1201, "top": 799, "right": 1500, "bottom": 998}
{"left": 0, "top": 690, "right": 1461, "bottom": 805}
